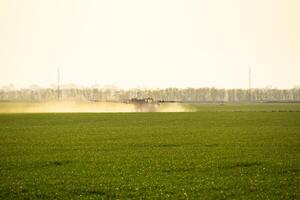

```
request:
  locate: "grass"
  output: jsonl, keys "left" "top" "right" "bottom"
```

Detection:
{"left": 0, "top": 104, "right": 299, "bottom": 199}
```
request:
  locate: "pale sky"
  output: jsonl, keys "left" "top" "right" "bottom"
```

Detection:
{"left": 0, "top": 0, "right": 299, "bottom": 89}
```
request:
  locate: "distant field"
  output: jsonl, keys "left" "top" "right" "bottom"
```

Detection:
{"left": 0, "top": 101, "right": 300, "bottom": 113}
{"left": 186, "top": 103, "right": 300, "bottom": 112}
{"left": 0, "top": 104, "right": 299, "bottom": 199}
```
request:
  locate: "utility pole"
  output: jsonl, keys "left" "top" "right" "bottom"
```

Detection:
{"left": 57, "top": 68, "right": 60, "bottom": 101}
{"left": 249, "top": 66, "right": 251, "bottom": 102}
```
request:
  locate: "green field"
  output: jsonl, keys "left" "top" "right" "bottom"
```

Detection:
{"left": 0, "top": 104, "right": 299, "bottom": 199}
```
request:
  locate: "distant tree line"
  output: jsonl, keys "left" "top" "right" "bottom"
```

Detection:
{"left": 0, "top": 87, "right": 300, "bottom": 103}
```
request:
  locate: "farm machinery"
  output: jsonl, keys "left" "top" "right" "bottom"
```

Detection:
{"left": 122, "top": 97, "right": 159, "bottom": 112}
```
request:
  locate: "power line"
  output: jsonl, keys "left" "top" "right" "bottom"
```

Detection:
{"left": 249, "top": 66, "right": 251, "bottom": 102}
{"left": 57, "top": 68, "right": 60, "bottom": 101}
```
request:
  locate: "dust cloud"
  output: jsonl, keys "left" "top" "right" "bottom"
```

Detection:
{"left": 0, "top": 101, "right": 191, "bottom": 113}
{"left": 157, "top": 103, "right": 190, "bottom": 112}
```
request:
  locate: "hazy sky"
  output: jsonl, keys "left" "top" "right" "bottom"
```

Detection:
{"left": 0, "top": 0, "right": 299, "bottom": 89}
